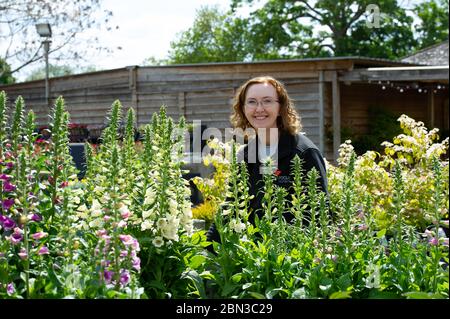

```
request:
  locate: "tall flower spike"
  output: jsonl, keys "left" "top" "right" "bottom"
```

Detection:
{"left": 10, "top": 95, "right": 25, "bottom": 155}
{"left": 0, "top": 91, "right": 8, "bottom": 154}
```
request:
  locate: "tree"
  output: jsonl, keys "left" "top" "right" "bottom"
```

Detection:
{"left": 25, "top": 64, "right": 97, "bottom": 81}
{"left": 167, "top": 6, "right": 252, "bottom": 64}
{"left": 230, "top": 0, "right": 423, "bottom": 60}
{"left": 0, "top": 0, "right": 117, "bottom": 79}
{"left": 0, "top": 58, "right": 15, "bottom": 84}
{"left": 414, "top": 0, "right": 449, "bottom": 49}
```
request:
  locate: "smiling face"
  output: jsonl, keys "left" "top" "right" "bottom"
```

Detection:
{"left": 243, "top": 83, "right": 280, "bottom": 131}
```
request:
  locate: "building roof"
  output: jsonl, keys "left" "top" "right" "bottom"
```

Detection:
{"left": 401, "top": 40, "right": 449, "bottom": 66}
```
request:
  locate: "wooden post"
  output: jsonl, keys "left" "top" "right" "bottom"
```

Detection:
{"left": 128, "top": 66, "right": 138, "bottom": 125}
{"left": 178, "top": 91, "right": 186, "bottom": 119}
{"left": 427, "top": 89, "right": 435, "bottom": 129}
{"left": 318, "top": 70, "right": 325, "bottom": 154}
{"left": 332, "top": 71, "right": 341, "bottom": 163}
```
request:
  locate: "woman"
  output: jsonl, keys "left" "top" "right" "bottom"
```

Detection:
{"left": 206, "top": 76, "right": 329, "bottom": 243}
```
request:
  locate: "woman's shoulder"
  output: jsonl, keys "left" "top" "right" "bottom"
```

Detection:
{"left": 292, "top": 132, "right": 320, "bottom": 154}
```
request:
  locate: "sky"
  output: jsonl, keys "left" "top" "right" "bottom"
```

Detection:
{"left": 12, "top": 0, "right": 235, "bottom": 81}
{"left": 92, "top": 0, "right": 233, "bottom": 69}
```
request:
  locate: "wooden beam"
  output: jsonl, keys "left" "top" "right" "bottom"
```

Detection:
{"left": 339, "top": 66, "right": 449, "bottom": 83}
{"left": 332, "top": 71, "right": 341, "bottom": 163}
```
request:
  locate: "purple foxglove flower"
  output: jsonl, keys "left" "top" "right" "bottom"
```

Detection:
{"left": 0, "top": 174, "right": 9, "bottom": 181}
{"left": 6, "top": 162, "right": 13, "bottom": 169}
{"left": 2, "top": 198, "right": 14, "bottom": 210}
{"left": 6, "top": 283, "right": 15, "bottom": 296}
{"left": 31, "top": 232, "right": 48, "bottom": 240}
{"left": 120, "top": 270, "right": 130, "bottom": 286}
{"left": 104, "top": 270, "right": 113, "bottom": 284}
{"left": 9, "top": 232, "right": 23, "bottom": 245}
{"left": 38, "top": 246, "right": 50, "bottom": 255}
{"left": 18, "top": 248, "right": 28, "bottom": 260}
{"left": 120, "top": 250, "right": 128, "bottom": 258}
{"left": 3, "top": 181, "right": 16, "bottom": 192}
{"left": 29, "top": 213, "right": 43, "bottom": 222}
{"left": 117, "top": 220, "right": 127, "bottom": 228}
{"left": 132, "top": 257, "right": 141, "bottom": 272}
{"left": 358, "top": 224, "right": 368, "bottom": 231}
{"left": 103, "top": 215, "right": 111, "bottom": 222}
{"left": 429, "top": 237, "right": 439, "bottom": 246}
{"left": 119, "top": 235, "right": 133, "bottom": 245}
{"left": 2, "top": 216, "right": 15, "bottom": 230}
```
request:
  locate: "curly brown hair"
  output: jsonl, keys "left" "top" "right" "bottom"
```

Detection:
{"left": 230, "top": 76, "right": 301, "bottom": 135}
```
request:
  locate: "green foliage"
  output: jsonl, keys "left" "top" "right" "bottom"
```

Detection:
{"left": 0, "top": 92, "right": 447, "bottom": 299}
{"left": 168, "top": 0, "right": 447, "bottom": 61}
{"left": 0, "top": 58, "right": 15, "bottom": 84}
{"left": 414, "top": 0, "right": 449, "bottom": 49}
{"left": 25, "top": 64, "right": 97, "bottom": 81}
{"left": 342, "top": 106, "right": 403, "bottom": 155}
{"left": 167, "top": 5, "right": 251, "bottom": 64}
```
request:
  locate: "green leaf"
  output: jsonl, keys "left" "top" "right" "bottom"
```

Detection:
{"left": 188, "top": 255, "right": 206, "bottom": 269}
{"left": 368, "top": 289, "right": 401, "bottom": 299}
{"left": 184, "top": 270, "right": 206, "bottom": 299}
{"left": 221, "top": 282, "right": 238, "bottom": 297}
{"left": 330, "top": 291, "right": 352, "bottom": 299}
{"left": 403, "top": 291, "right": 445, "bottom": 299}
{"left": 376, "top": 229, "right": 387, "bottom": 238}
{"left": 231, "top": 273, "right": 242, "bottom": 283}
{"left": 291, "top": 287, "right": 307, "bottom": 299}
{"left": 242, "top": 283, "right": 252, "bottom": 290}
{"left": 249, "top": 291, "right": 266, "bottom": 299}
{"left": 336, "top": 273, "right": 352, "bottom": 291}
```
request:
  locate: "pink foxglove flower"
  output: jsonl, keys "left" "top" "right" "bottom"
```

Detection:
{"left": 38, "top": 246, "right": 50, "bottom": 255}
{"left": 18, "top": 248, "right": 28, "bottom": 260}
{"left": 428, "top": 237, "right": 439, "bottom": 246}
{"left": 31, "top": 232, "right": 48, "bottom": 240}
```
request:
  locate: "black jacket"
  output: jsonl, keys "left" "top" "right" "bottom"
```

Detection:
{"left": 206, "top": 131, "right": 329, "bottom": 243}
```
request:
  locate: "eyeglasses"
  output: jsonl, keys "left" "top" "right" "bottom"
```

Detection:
{"left": 245, "top": 98, "right": 279, "bottom": 109}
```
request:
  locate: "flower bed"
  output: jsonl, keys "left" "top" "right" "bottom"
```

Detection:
{"left": 0, "top": 91, "right": 448, "bottom": 299}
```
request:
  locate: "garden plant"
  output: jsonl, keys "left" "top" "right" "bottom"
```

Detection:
{"left": 0, "top": 91, "right": 448, "bottom": 299}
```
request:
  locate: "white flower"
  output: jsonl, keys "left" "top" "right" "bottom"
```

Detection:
{"left": 365, "top": 264, "right": 381, "bottom": 289}
{"left": 152, "top": 236, "right": 164, "bottom": 248}
{"left": 142, "top": 209, "right": 153, "bottom": 220}
{"left": 141, "top": 220, "right": 153, "bottom": 231}
{"left": 168, "top": 198, "right": 178, "bottom": 215}
{"left": 234, "top": 222, "right": 246, "bottom": 233}
{"left": 89, "top": 218, "right": 104, "bottom": 229}
{"left": 161, "top": 224, "right": 179, "bottom": 241}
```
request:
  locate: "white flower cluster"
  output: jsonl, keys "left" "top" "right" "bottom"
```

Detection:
{"left": 337, "top": 140, "right": 355, "bottom": 167}
{"left": 140, "top": 172, "right": 193, "bottom": 248}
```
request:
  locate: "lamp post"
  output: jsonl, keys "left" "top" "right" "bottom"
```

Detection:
{"left": 35, "top": 23, "right": 52, "bottom": 107}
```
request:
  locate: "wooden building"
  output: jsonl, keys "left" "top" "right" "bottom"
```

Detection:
{"left": 0, "top": 56, "right": 448, "bottom": 164}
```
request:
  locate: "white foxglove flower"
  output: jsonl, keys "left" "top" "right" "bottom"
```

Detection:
{"left": 152, "top": 236, "right": 164, "bottom": 248}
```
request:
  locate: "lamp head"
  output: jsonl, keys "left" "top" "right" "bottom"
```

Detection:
{"left": 35, "top": 23, "right": 52, "bottom": 37}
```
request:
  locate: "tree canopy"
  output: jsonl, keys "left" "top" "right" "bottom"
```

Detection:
{"left": 164, "top": 0, "right": 449, "bottom": 64}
